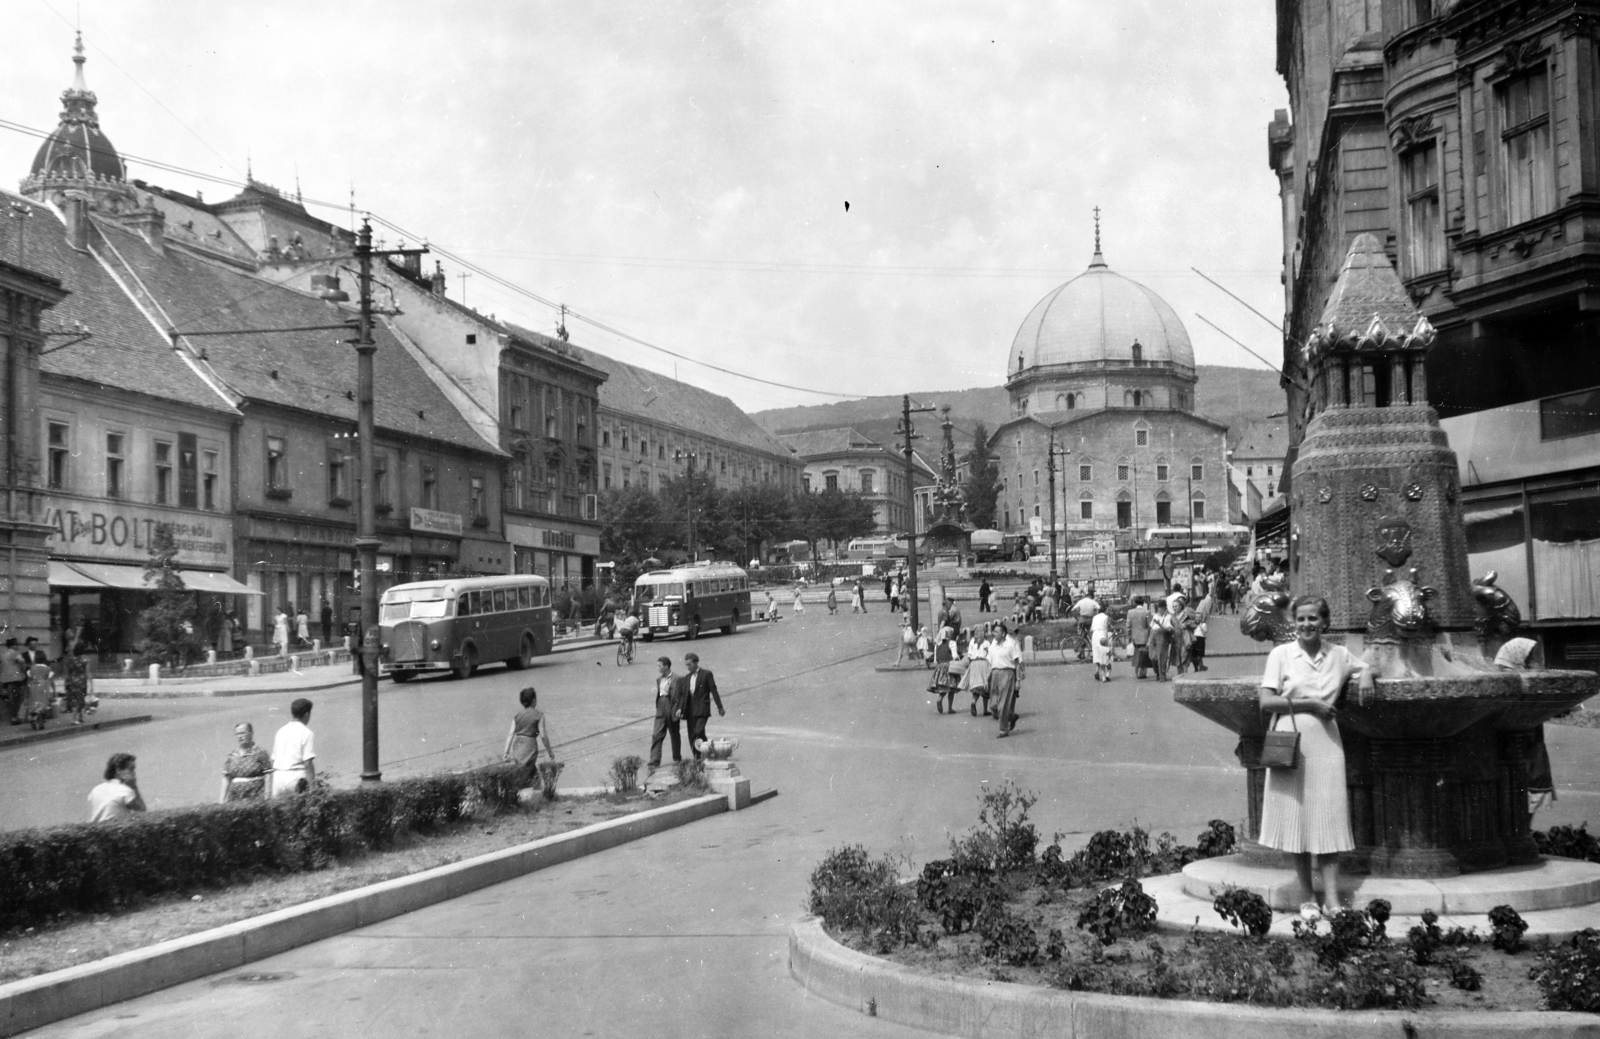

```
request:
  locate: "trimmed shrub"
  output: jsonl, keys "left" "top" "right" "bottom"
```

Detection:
{"left": 917, "top": 859, "right": 1002, "bottom": 935}
{"left": 1212, "top": 886, "right": 1272, "bottom": 938}
{"left": 0, "top": 762, "right": 525, "bottom": 928}
{"left": 1489, "top": 905, "right": 1529, "bottom": 953}
{"left": 1076, "top": 878, "right": 1158, "bottom": 946}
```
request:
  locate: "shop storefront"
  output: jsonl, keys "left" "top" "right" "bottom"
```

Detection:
{"left": 507, "top": 518, "right": 598, "bottom": 592}
{"left": 44, "top": 494, "right": 254, "bottom": 657}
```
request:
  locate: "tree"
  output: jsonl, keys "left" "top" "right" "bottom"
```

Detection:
{"left": 963, "top": 422, "right": 1000, "bottom": 529}
{"left": 819, "top": 488, "right": 879, "bottom": 546}
{"left": 726, "top": 483, "right": 791, "bottom": 563}
{"left": 134, "top": 524, "right": 206, "bottom": 670}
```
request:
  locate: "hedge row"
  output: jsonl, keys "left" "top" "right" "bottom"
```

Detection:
{"left": 0, "top": 762, "right": 525, "bottom": 928}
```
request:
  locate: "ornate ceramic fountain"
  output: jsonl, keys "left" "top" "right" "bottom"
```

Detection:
{"left": 1172, "top": 235, "right": 1599, "bottom": 912}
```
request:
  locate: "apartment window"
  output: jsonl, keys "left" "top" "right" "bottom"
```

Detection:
{"left": 603, "top": 462, "right": 613, "bottom": 489}
{"left": 802, "top": 474, "right": 811, "bottom": 492}
{"left": 640, "top": 438, "right": 648, "bottom": 457}
{"left": 1156, "top": 499, "right": 1172, "bottom": 525}
{"left": 373, "top": 452, "right": 390, "bottom": 507}
{"left": 720, "top": 459, "right": 727, "bottom": 474}
{"left": 622, "top": 467, "right": 631, "bottom": 489}
{"left": 602, "top": 429, "right": 611, "bottom": 447}
{"left": 1246, "top": 466, "right": 1254, "bottom": 477}
{"left": 470, "top": 475, "right": 485, "bottom": 518}
{"left": 414, "top": 463, "right": 434, "bottom": 509}
{"left": 1192, "top": 498, "right": 1208, "bottom": 521}
{"left": 1135, "top": 427, "right": 1148, "bottom": 446}
{"left": 328, "top": 447, "right": 349, "bottom": 503}
{"left": 47, "top": 421, "right": 69, "bottom": 490}
{"left": 1402, "top": 143, "right": 1443, "bottom": 274}
{"left": 152, "top": 440, "right": 173, "bottom": 504}
{"left": 105, "top": 432, "right": 126, "bottom": 498}
{"left": 1500, "top": 67, "right": 1554, "bottom": 225}
{"left": 658, "top": 444, "right": 665, "bottom": 460}
{"left": 266, "top": 435, "right": 287, "bottom": 493}
{"left": 1080, "top": 500, "right": 1093, "bottom": 520}
{"left": 621, "top": 432, "right": 629, "bottom": 451}
{"left": 202, "top": 450, "right": 219, "bottom": 510}
{"left": 824, "top": 471, "right": 839, "bottom": 491}
{"left": 1267, "top": 466, "right": 1274, "bottom": 477}
{"left": 178, "top": 433, "right": 198, "bottom": 508}
{"left": 1079, "top": 463, "right": 1092, "bottom": 481}
{"left": 1156, "top": 461, "right": 1169, "bottom": 482}
{"left": 861, "top": 470, "right": 874, "bottom": 493}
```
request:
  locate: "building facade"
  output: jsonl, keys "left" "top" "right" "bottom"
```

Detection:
{"left": 1231, "top": 416, "right": 1288, "bottom": 520}
{"left": 1272, "top": 0, "right": 1600, "bottom": 666}
{"left": 989, "top": 237, "right": 1232, "bottom": 568}
{"left": 775, "top": 428, "right": 934, "bottom": 534}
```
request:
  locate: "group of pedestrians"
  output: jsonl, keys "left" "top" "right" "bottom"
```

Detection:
{"left": 271, "top": 600, "right": 336, "bottom": 657}
{"left": 922, "top": 619, "right": 1026, "bottom": 737}
{"left": 1123, "top": 586, "right": 1212, "bottom": 681}
{"left": 648, "top": 651, "right": 727, "bottom": 769}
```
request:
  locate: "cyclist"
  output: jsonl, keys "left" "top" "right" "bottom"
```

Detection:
{"left": 615, "top": 609, "right": 641, "bottom": 663}
{"left": 594, "top": 595, "right": 617, "bottom": 640}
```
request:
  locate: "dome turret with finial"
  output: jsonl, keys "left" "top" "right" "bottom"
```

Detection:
{"left": 22, "top": 33, "right": 135, "bottom": 211}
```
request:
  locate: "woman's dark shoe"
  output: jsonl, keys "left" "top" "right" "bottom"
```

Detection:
{"left": 970, "top": 703, "right": 977, "bottom": 716}
{"left": 936, "top": 700, "right": 944, "bottom": 714}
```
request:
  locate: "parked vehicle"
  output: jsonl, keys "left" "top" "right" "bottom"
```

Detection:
{"left": 971, "top": 529, "right": 1033, "bottom": 562}
{"left": 379, "top": 574, "right": 554, "bottom": 682}
{"left": 633, "top": 561, "right": 751, "bottom": 640}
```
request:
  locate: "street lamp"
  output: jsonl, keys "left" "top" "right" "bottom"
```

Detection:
{"left": 674, "top": 450, "right": 698, "bottom": 562}
{"left": 1044, "top": 434, "right": 1071, "bottom": 584}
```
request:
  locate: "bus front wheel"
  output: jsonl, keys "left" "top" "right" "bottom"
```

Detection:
{"left": 454, "top": 645, "right": 478, "bottom": 680}
{"left": 507, "top": 635, "right": 534, "bottom": 670}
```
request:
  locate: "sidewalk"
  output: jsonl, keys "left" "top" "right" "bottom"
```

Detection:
{"left": 0, "top": 709, "right": 153, "bottom": 749}
{"left": 96, "top": 632, "right": 618, "bottom": 700}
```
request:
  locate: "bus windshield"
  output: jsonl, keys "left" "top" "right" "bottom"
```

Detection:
{"left": 636, "top": 581, "right": 684, "bottom": 602}
{"left": 380, "top": 598, "right": 452, "bottom": 622}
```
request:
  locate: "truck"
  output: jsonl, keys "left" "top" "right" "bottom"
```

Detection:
{"left": 971, "top": 529, "right": 1032, "bottom": 563}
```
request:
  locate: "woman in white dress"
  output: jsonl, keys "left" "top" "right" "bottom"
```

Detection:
{"left": 792, "top": 586, "right": 805, "bottom": 615}
{"left": 964, "top": 630, "right": 993, "bottom": 717}
{"left": 1090, "top": 610, "right": 1113, "bottom": 682}
{"left": 1257, "top": 595, "right": 1375, "bottom": 914}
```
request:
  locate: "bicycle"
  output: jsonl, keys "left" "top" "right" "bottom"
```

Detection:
{"left": 615, "top": 633, "right": 636, "bottom": 666}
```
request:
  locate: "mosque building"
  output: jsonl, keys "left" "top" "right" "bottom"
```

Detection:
{"left": 987, "top": 222, "right": 1232, "bottom": 567}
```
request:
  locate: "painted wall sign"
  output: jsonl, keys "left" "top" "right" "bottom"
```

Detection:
{"left": 410, "top": 507, "right": 464, "bottom": 536}
{"left": 42, "top": 494, "right": 232, "bottom": 567}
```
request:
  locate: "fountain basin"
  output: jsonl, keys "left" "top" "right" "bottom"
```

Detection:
{"left": 1174, "top": 667, "right": 1596, "bottom": 877}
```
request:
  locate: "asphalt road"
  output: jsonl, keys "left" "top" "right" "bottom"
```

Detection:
{"left": 23, "top": 608, "right": 1600, "bottom": 1037}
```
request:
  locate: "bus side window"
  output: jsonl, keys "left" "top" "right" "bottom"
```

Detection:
{"left": 488, "top": 589, "right": 501, "bottom": 612}
{"left": 517, "top": 587, "right": 529, "bottom": 609}
{"left": 470, "top": 591, "right": 482, "bottom": 615}
{"left": 458, "top": 594, "right": 471, "bottom": 616}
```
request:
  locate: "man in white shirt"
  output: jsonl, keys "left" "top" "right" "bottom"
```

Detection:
{"left": 1073, "top": 593, "right": 1100, "bottom": 644}
{"left": 988, "top": 623, "right": 1025, "bottom": 737}
{"left": 271, "top": 697, "right": 316, "bottom": 796}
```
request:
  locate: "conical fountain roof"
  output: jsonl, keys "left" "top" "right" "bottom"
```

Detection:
{"left": 1304, "top": 233, "right": 1434, "bottom": 365}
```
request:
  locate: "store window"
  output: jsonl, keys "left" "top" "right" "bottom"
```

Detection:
{"left": 1530, "top": 491, "right": 1600, "bottom": 619}
{"left": 47, "top": 421, "right": 69, "bottom": 490}
{"left": 154, "top": 440, "right": 173, "bottom": 505}
{"left": 1500, "top": 66, "right": 1554, "bottom": 226}
{"left": 266, "top": 435, "right": 288, "bottom": 495}
{"left": 203, "top": 450, "right": 219, "bottom": 511}
{"left": 105, "top": 431, "right": 126, "bottom": 498}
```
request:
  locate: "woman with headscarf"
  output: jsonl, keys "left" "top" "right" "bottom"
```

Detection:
{"left": 929, "top": 623, "right": 961, "bottom": 713}
{"left": 963, "top": 627, "right": 993, "bottom": 717}
{"left": 1090, "top": 609, "right": 1114, "bottom": 682}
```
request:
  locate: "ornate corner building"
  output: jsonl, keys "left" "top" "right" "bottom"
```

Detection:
{"left": 1273, "top": 0, "right": 1600, "bottom": 667}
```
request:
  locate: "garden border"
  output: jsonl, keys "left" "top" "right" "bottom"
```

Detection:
{"left": 0, "top": 792, "right": 735, "bottom": 1037}
{"left": 788, "top": 916, "right": 1600, "bottom": 1038}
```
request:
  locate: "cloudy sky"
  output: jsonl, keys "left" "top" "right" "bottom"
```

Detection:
{"left": 2, "top": 1, "right": 1289, "bottom": 413}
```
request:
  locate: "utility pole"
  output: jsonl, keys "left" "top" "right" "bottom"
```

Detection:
{"left": 898, "top": 395, "right": 937, "bottom": 633}
{"left": 1045, "top": 435, "right": 1070, "bottom": 585}
{"left": 352, "top": 219, "right": 426, "bottom": 783}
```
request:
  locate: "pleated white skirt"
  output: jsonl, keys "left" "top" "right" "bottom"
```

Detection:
{"left": 1258, "top": 712, "right": 1354, "bottom": 855}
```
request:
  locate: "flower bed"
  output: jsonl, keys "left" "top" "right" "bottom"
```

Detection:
{"left": 808, "top": 782, "right": 1600, "bottom": 1013}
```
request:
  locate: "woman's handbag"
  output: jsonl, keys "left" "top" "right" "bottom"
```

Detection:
{"left": 1260, "top": 701, "right": 1301, "bottom": 769}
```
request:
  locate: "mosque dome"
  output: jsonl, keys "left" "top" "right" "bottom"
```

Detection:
{"left": 1009, "top": 244, "right": 1194, "bottom": 372}
{"left": 28, "top": 34, "right": 126, "bottom": 184}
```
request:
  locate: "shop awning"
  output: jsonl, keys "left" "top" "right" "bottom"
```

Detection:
{"left": 1254, "top": 504, "right": 1291, "bottom": 543}
{"left": 48, "top": 561, "right": 106, "bottom": 588}
{"left": 180, "top": 571, "right": 262, "bottom": 595}
{"left": 61, "top": 562, "right": 156, "bottom": 589}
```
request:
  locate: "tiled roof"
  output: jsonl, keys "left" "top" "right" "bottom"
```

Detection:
{"left": 1233, "top": 417, "right": 1287, "bottom": 459}
{"left": 131, "top": 184, "right": 256, "bottom": 263}
{"left": 92, "top": 218, "right": 500, "bottom": 454}
{"left": 507, "top": 325, "right": 793, "bottom": 462}
{"left": 775, "top": 427, "right": 882, "bottom": 457}
{"left": 0, "top": 192, "right": 237, "bottom": 414}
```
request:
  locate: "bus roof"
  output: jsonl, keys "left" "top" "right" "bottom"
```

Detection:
{"left": 382, "top": 574, "right": 551, "bottom": 599}
{"left": 637, "top": 563, "right": 747, "bottom": 582}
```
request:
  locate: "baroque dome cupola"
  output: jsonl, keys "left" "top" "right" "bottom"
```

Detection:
{"left": 22, "top": 33, "right": 135, "bottom": 212}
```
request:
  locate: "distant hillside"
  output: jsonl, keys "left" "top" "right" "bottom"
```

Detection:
{"left": 753, "top": 366, "right": 1286, "bottom": 450}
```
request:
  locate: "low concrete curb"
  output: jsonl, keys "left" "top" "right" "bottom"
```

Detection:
{"left": 0, "top": 713, "right": 153, "bottom": 750}
{"left": 788, "top": 917, "right": 1600, "bottom": 1038}
{"left": 0, "top": 792, "right": 735, "bottom": 1037}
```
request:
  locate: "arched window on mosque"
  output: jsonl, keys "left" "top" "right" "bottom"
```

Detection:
{"left": 1055, "top": 393, "right": 1067, "bottom": 410}
{"left": 1190, "top": 456, "right": 1205, "bottom": 483}
{"left": 1134, "top": 424, "right": 1149, "bottom": 447}
{"left": 1133, "top": 390, "right": 1143, "bottom": 407}
{"left": 1116, "top": 457, "right": 1131, "bottom": 482}
{"left": 1155, "top": 490, "right": 1173, "bottom": 525}
{"left": 1132, "top": 341, "right": 1143, "bottom": 363}
{"left": 1067, "top": 393, "right": 1077, "bottom": 409}
{"left": 1155, "top": 456, "right": 1169, "bottom": 482}
{"left": 1079, "top": 491, "right": 1094, "bottom": 521}
{"left": 1078, "top": 459, "right": 1093, "bottom": 482}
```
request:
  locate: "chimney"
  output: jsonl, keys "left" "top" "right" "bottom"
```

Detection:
{"left": 63, "top": 196, "right": 90, "bottom": 252}
{"left": 124, "top": 203, "right": 166, "bottom": 255}
{"left": 430, "top": 260, "right": 447, "bottom": 297}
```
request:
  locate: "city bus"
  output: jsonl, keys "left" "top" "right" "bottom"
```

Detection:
{"left": 379, "top": 574, "right": 555, "bottom": 682}
{"left": 633, "top": 562, "right": 750, "bottom": 640}
{"left": 1144, "top": 524, "right": 1250, "bottom": 551}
